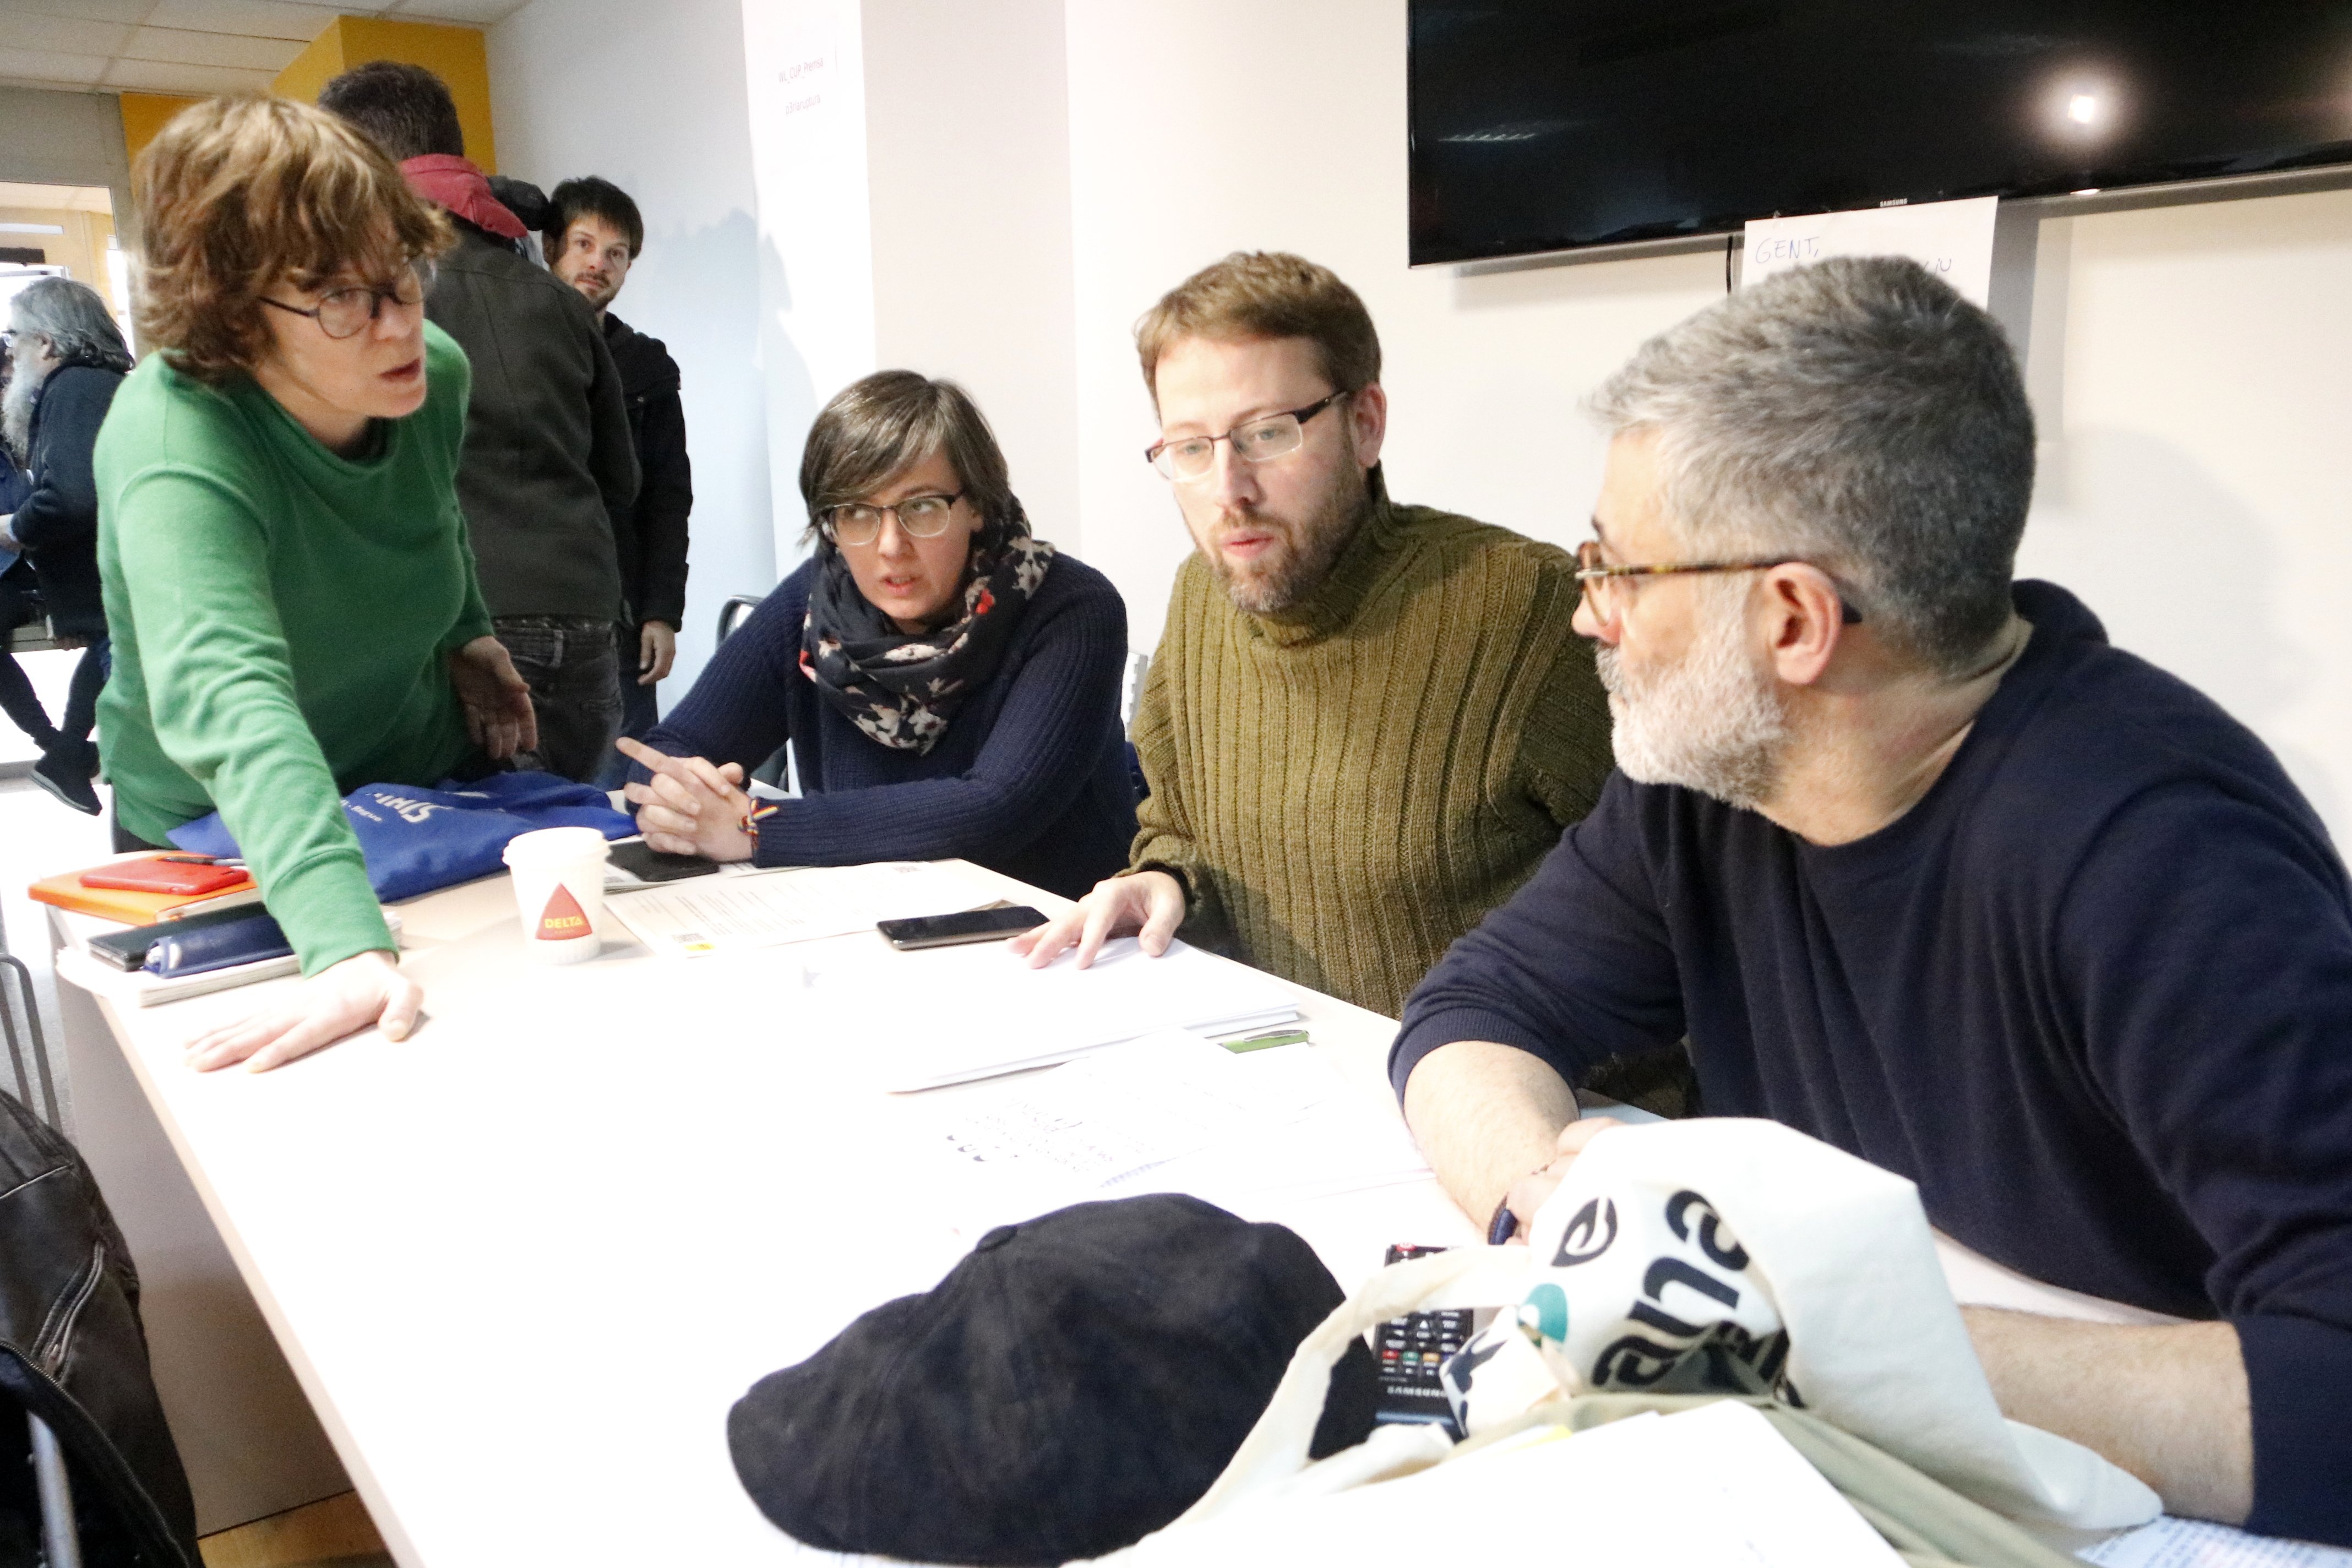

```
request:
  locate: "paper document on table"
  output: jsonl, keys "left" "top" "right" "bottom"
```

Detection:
{"left": 2079, "top": 1518, "right": 2352, "bottom": 1567}
{"left": 831, "top": 937, "right": 1300, "bottom": 1089}
{"left": 932, "top": 1031, "right": 1430, "bottom": 1233}
{"left": 605, "top": 861, "right": 995, "bottom": 956}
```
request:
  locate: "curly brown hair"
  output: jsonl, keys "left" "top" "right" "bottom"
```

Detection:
{"left": 132, "top": 94, "right": 453, "bottom": 385}
{"left": 1133, "top": 251, "right": 1382, "bottom": 406}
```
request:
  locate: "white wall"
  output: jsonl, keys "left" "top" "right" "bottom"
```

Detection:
{"left": 864, "top": 0, "right": 1079, "bottom": 550}
{"left": 486, "top": 0, "right": 774, "bottom": 698}
{"left": 1063, "top": 0, "right": 2352, "bottom": 846}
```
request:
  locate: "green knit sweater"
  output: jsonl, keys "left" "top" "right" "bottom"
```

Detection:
{"left": 1131, "top": 478, "right": 1613, "bottom": 1018}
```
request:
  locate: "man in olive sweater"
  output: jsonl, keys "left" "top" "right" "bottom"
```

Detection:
{"left": 1017, "top": 251, "right": 1615, "bottom": 1024}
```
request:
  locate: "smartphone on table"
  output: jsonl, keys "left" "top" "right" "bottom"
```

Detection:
{"left": 875, "top": 906, "right": 1047, "bottom": 950}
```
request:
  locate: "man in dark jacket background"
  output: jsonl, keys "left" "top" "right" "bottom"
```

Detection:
{"left": 318, "top": 62, "right": 640, "bottom": 783}
{"left": 540, "top": 176, "right": 693, "bottom": 789}
{"left": 1, "top": 276, "right": 130, "bottom": 815}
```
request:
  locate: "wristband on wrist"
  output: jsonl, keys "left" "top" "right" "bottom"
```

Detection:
{"left": 742, "top": 802, "right": 779, "bottom": 837}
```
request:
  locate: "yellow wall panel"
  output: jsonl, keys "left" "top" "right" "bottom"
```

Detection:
{"left": 118, "top": 92, "right": 204, "bottom": 169}
{"left": 269, "top": 16, "right": 497, "bottom": 174}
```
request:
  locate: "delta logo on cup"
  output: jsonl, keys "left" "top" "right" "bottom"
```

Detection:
{"left": 537, "top": 884, "right": 594, "bottom": 942}
{"left": 501, "top": 827, "right": 612, "bottom": 965}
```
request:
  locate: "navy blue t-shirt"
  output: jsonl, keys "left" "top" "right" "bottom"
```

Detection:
{"left": 636, "top": 552, "right": 1136, "bottom": 899}
{"left": 1393, "top": 581, "right": 2352, "bottom": 1543}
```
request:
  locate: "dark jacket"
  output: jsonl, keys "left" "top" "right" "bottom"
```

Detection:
{"left": 424, "top": 224, "right": 639, "bottom": 621}
{"left": 0, "top": 1091, "right": 199, "bottom": 1567}
{"left": 9, "top": 358, "right": 124, "bottom": 639}
{"left": 602, "top": 314, "right": 691, "bottom": 630}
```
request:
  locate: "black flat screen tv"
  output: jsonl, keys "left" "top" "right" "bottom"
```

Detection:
{"left": 1409, "top": 2, "right": 2352, "bottom": 265}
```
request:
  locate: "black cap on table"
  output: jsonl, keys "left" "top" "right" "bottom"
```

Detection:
{"left": 726, "top": 1193, "right": 1379, "bottom": 1565}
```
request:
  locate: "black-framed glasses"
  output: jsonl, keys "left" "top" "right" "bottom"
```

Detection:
{"left": 821, "top": 491, "right": 965, "bottom": 548}
{"left": 1575, "top": 540, "right": 1864, "bottom": 626}
{"left": 1144, "top": 390, "right": 1349, "bottom": 482}
{"left": 260, "top": 262, "right": 432, "bottom": 341}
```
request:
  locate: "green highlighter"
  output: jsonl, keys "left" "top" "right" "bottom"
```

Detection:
{"left": 1221, "top": 1028, "right": 1309, "bottom": 1053}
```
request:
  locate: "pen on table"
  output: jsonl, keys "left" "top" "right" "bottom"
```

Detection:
{"left": 160, "top": 854, "right": 245, "bottom": 868}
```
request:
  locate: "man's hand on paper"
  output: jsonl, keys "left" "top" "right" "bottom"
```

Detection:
{"left": 1008, "top": 869, "right": 1185, "bottom": 969}
{"left": 185, "top": 950, "right": 423, "bottom": 1073}
{"left": 1499, "top": 1115, "right": 1625, "bottom": 1243}
{"left": 449, "top": 635, "right": 538, "bottom": 760}
{"left": 617, "top": 736, "right": 756, "bottom": 863}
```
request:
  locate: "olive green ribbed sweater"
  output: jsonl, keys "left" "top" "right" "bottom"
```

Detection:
{"left": 1131, "top": 485, "right": 1613, "bottom": 1019}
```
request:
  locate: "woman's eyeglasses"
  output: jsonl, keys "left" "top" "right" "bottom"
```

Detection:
{"left": 821, "top": 492, "right": 965, "bottom": 548}
{"left": 260, "top": 262, "right": 432, "bottom": 341}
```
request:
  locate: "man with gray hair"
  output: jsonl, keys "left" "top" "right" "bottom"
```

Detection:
{"left": 2, "top": 275, "right": 130, "bottom": 813}
{"left": 1392, "top": 257, "right": 2352, "bottom": 1543}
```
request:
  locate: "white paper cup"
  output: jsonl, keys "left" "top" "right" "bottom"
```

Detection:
{"left": 502, "top": 827, "right": 611, "bottom": 965}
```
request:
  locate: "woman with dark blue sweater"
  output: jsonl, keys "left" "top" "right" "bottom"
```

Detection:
{"left": 618, "top": 371, "right": 1135, "bottom": 898}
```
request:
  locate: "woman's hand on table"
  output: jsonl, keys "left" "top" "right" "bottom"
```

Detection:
{"left": 1008, "top": 869, "right": 1185, "bottom": 968}
{"left": 449, "top": 636, "right": 538, "bottom": 761}
{"left": 186, "top": 950, "right": 423, "bottom": 1073}
{"left": 1496, "top": 1116, "right": 1625, "bottom": 1243}
{"left": 615, "top": 736, "right": 756, "bottom": 863}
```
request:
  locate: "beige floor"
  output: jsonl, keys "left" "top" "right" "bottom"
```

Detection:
{"left": 198, "top": 1491, "right": 391, "bottom": 1568}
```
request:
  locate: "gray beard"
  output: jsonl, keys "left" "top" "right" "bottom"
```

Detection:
{"left": 1205, "top": 469, "right": 1367, "bottom": 614}
{"left": 1596, "top": 587, "right": 1790, "bottom": 810}
{"left": 1, "top": 360, "right": 41, "bottom": 464}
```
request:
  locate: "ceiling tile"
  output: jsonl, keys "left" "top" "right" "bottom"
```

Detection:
{"left": 141, "top": 0, "right": 335, "bottom": 42}
{"left": 100, "top": 54, "right": 274, "bottom": 91}
{"left": 124, "top": 23, "right": 304, "bottom": 68}
{"left": 0, "top": 45, "right": 111, "bottom": 85}
{"left": 387, "top": 0, "right": 529, "bottom": 26}
{"left": 0, "top": 12, "right": 130, "bottom": 52}
{"left": 1, "top": 0, "right": 156, "bottom": 25}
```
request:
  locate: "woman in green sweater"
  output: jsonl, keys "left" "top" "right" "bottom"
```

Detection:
{"left": 95, "top": 94, "right": 535, "bottom": 1071}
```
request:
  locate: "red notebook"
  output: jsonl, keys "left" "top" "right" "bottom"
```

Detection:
{"left": 30, "top": 855, "right": 262, "bottom": 926}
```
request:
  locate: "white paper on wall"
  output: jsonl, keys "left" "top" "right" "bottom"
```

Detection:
{"left": 1743, "top": 195, "right": 2000, "bottom": 306}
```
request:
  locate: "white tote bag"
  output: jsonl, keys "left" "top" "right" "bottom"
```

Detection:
{"left": 1106, "top": 1119, "right": 2157, "bottom": 1559}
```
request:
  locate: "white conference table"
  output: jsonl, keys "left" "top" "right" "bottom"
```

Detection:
{"left": 53, "top": 860, "right": 1479, "bottom": 1565}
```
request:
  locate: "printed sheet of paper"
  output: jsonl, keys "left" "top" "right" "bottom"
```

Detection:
{"left": 605, "top": 861, "right": 998, "bottom": 957}
{"left": 930, "top": 1031, "right": 1430, "bottom": 1233}
{"left": 1744, "top": 194, "right": 1999, "bottom": 306}
{"left": 830, "top": 937, "right": 1301, "bottom": 1089}
{"left": 2081, "top": 1518, "right": 2352, "bottom": 1568}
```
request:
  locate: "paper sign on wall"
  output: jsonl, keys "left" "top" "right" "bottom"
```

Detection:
{"left": 1743, "top": 196, "right": 1999, "bottom": 306}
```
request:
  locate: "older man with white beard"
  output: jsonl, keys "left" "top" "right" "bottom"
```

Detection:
{"left": 1390, "top": 256, "right": 2352, "bottom": 1545}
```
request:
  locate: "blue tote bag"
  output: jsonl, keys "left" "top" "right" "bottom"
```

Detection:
{"left": 167, "top": 771, "right": 638, "bottom": 903}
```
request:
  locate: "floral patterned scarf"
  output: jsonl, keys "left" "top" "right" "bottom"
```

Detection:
{"left": 798, "top": 504, "right": 1055, "bottom": 753}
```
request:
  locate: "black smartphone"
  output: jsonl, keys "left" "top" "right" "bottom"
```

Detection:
{"left": 876, "top": 906, "right": 1047, "bottom": 950}
{"left": 608, "top": 839, "right": 722, "bottom": 884}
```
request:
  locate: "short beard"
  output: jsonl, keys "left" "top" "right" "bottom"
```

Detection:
{"left": 1201, "top": 464, "right": 1368, "bottom": 614}
{"left": 1596, "top": 581, "right": 1790, "bottom": 810}
{"left": 1, "top": 360, "right": 41, "bottom": 464}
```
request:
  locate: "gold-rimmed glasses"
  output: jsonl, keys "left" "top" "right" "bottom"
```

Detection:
{"left": 1574, "top": 540, "right": 1863, "bottom": 627}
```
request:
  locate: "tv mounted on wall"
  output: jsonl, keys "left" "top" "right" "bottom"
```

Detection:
{"left": 1408, "top": 1, "right": 2352, "bottom": 267}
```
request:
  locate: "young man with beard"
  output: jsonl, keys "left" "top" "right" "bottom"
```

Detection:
{"left": 1392, "top": 257, "right": 2352, "bottom": 1543}
{"left": 540, "top": 177, "right": 693, "bottom": 787}
{"left": 1015, "top": 251, "right": 1618, "bottom": 1028}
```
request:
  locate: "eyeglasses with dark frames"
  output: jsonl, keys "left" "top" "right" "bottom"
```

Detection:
{"left": 1144, "top": 390, "right": 1350, "bottom": 482}
{"left": 1575, "top": 540, "right": 1864, "bottom": 626}
{"left": 259, "top": 262, "right": 433, "bottom": 341}
{"left": 821, "top": 491, "right": 966, "bottom": 548}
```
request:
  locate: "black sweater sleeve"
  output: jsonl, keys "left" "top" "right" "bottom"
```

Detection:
{"left": 632, "top": 385, "right": 692, "bottom": 628}
{"left": 11, "top": 369, "right": 115, "bottom": 551}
